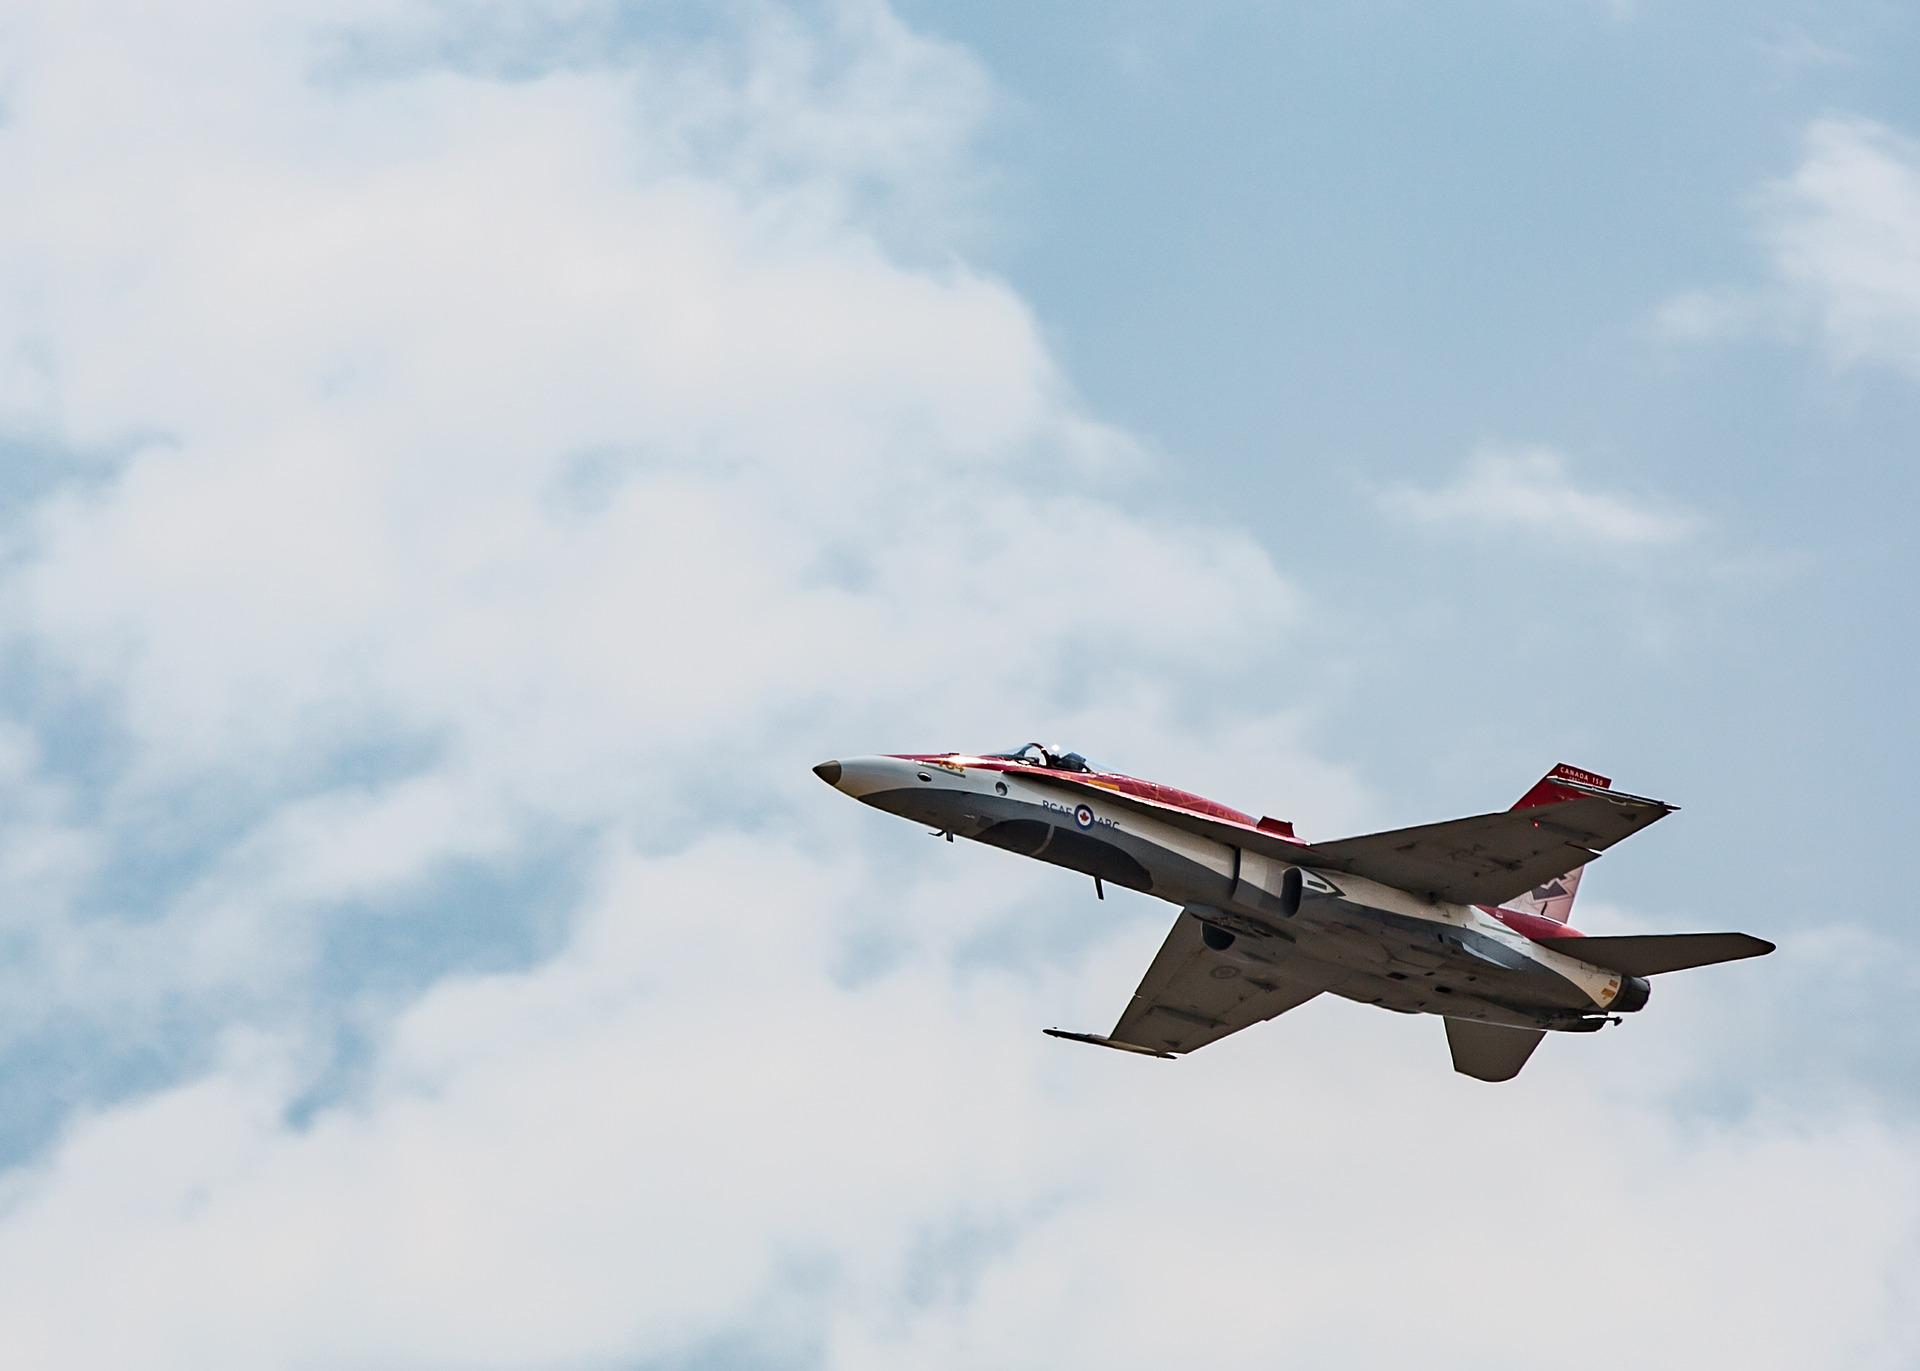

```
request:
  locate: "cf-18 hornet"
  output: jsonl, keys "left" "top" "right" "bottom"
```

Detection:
{"left": 814, "top": 747, "right": 1772, "bottom": 1081}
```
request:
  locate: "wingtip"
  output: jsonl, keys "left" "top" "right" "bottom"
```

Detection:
{"left": 1043, "top": 1028, "right": 1176, "bottom": 1060}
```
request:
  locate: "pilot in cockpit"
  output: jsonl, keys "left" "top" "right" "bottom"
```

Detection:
{"left": 994, "top": 743, "right": 1093, "bottom": 773}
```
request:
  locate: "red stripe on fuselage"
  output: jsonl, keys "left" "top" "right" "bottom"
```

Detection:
{"left": 895, "top": 754, "right": 1304, "bottom": 842}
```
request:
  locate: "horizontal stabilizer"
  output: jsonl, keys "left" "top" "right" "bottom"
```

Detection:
{"left": 1043, "top": 1028, "right": 1175, "bottom": 1059}
{"left": 1445, "top": 1019, "right": 1545, "bottom": 1082}
{"left": 1562, "top": 932, "right": 1775, "bottom": 977}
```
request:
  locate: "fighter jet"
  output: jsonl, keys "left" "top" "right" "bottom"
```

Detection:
{"left": 813, "top": 746, "right": 1772, "bottom": 1081}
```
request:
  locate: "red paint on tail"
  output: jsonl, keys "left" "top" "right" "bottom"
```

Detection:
{"left": 1503, "top": 763, "right": 1610, "bottom": 923}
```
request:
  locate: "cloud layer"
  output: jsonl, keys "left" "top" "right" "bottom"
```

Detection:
{"left": 2, "top": 836, "right": 1915, "bottom": 1370}
{"left": 1658, "top": 116, "right": 1920, "bottom": 376}
{"left": 0, "top": 4, "right": 1911, "bottom": 1368}
{"left": 1377, "top": 445, "right": 1700, "bottom": 547}
{"left": 0, "top": 0, "right": 1299, "bottom": 1044}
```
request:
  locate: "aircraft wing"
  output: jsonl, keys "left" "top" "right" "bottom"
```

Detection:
{"left": 1047, "top": 908, "right": 1334, "bottom": 1057}
{"left": 1307, "top": 781, "right": 1675, "bottom": 906}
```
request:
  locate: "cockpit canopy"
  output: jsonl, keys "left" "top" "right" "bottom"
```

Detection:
{"left": 988, "top": 742, "right": 1094, "bottom": 773}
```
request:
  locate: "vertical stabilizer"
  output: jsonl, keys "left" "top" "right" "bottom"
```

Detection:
{"left": 1446, "top": 1019, "right": 1546, "bottom": 1082}
{"left": 1505, "top": 763, "right": 1611, "bottom": 923}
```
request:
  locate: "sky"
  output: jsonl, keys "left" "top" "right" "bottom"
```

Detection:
{"left": 0, "top": 1, "right": 1915, "bottom": 1366}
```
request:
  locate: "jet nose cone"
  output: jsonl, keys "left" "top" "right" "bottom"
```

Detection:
{"left": 812, "top": 760, "right": 843, "bottom": 787}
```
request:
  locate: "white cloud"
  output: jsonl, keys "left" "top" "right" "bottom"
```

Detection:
{"left": 1763, "top": 117, "right": 1920, "bottom": 375}
{"left": 1652, "top": 287, "right": 1771, "bottom": 344}
{"left": 0, "top": 837, "right": 1912, "bottom": 1370}
{"left": 1753, "top": 24, "right": 1859, "bottom": 78}
{"left": 1377, "top": 445, "right": 1700, "bottom": 547}
{"left": 1657, "top": 116, "right": 1920, "bottom": 377}
{"left": 0, "top": 0, "right": 1306, "bottom": 1037}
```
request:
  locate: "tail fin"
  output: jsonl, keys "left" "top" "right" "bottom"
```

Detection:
{"left": 1506, "top": 763, "right": 1612, "bottom": 922}
{"left": 1445, "top": 1019, "right": 1545, "bottom": 1082}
